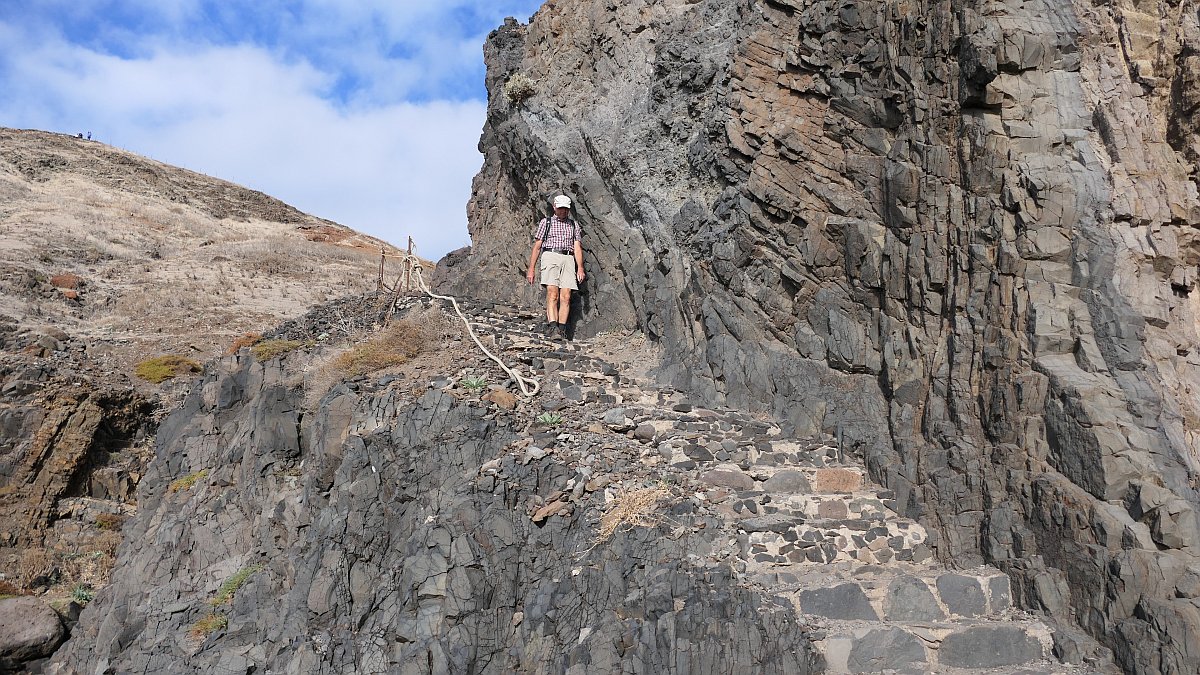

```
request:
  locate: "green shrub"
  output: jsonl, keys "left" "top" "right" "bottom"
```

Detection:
{"left": 169, "top": 469, "right": 208, "bottom": 493}
{"left": 536, "top": 412, "right": 563, "bottom": 426}
{"left": 251, "top": 339, "right": 303, "bottom": 361}
{"left": 70, "top": 584, "right": 95, "bottom": 605}
{"left": 210, "top": 564, "right": 264, "bottom": 607}
{"left": 135, "top": 355, "right": 203, "bottom": 384}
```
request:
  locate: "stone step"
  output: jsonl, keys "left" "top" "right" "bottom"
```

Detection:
{"left": 816, "top": 621, "right": 1056, "bottom": 674}
{"left": 445, "top": 302, "right": 1074, "bottom": 674}
{"left": 760, "top": 566, "right": 1015, "bottom": 621}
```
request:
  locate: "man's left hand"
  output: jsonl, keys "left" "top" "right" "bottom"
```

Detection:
{"left": 577, "top": 267, "right": 586, "bottom": 283}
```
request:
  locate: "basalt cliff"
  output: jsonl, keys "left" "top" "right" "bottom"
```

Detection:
{"left": 435, "top": 0, "right": 1200, "bottom": 671}
{"left": 23, "top": 0, "right": 1200, "bottom": 673}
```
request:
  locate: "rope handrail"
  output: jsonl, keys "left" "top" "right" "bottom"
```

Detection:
{"left": 393, "top": 245, "right": 541, "bottom": 398}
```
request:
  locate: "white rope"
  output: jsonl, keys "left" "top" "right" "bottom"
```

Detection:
{"left": 396, "top": 248, "right": 541, "bottom": 398}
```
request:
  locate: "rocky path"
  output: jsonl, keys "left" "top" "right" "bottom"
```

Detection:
{"left": 426, "top": 297, "right": 1096, "bottom": 674}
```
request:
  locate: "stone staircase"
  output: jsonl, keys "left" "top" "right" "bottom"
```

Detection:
{"left": 401, "top": 297, "right": 1098, "bottom": 673}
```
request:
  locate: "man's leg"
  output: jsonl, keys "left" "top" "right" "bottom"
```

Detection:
{"left": 545, "top": 286, "right": 561, "bottom": 323}
{"left": 557, "top": 288, "right": 572, "bottom": 327}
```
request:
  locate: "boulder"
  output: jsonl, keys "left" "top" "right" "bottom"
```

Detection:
{"left": 0, "top": 597, "right": 65, "bottom": 669}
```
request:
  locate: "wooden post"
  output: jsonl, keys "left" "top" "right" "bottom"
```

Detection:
{"left": 377, "top": 246, "right": 385, "bottom": 291}
{"left": 405, "top": 237, "right": 414, "bottom": 291}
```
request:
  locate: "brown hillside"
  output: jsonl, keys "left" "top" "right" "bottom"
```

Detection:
{"left": 0, "top": 127, "right": 410, "bottom": 389}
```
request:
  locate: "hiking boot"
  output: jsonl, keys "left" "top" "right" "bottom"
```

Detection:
{"left": 542, "top": 322, "right": 557, "bottom": 338}
{"left": 556, "top": 323, "right": 569, "bottom": 340}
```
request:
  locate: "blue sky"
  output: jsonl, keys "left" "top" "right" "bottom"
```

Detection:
{"left": 0, "top": 1, "right": 543, "bottom": 257}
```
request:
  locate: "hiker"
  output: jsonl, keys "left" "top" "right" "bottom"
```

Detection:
{"left": 526, "top": 195, "right": 584, "bottom": 338}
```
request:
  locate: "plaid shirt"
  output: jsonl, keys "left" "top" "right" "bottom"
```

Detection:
{"left": 534, "top": 216, "right": 581, "bottom": 251}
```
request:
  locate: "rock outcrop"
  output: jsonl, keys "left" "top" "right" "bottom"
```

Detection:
{"left": 49, "top": 296, "right": 1096, "bottom": 673}
{"left": 437, "top": 0, "right": 1200, "bottom": 671}
{"left": 49, "top": 298, "right": 830, "bottom": 674}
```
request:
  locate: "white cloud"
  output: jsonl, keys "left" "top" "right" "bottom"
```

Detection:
{"left": 0, "top": 17, "right": 494, "bottom": 258}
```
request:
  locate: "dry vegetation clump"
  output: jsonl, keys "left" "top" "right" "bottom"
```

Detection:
{"left": 597, "top": 485, "right": 672, "bottom": 543}
{"left": 190, "top": 612, "right": 228, "bottom": 639}
{"left": 49, "top": 272, "right": 83, "bottom": 289}
{"left": 226, "top": 332, "right": 262, "bottom": 354}
{"left": 94, "top": 512, "right": 126, "bottom": 530}
{"left": 58, "top": 533, "right": 121, "bottom": 590}
{"left": 135, "top": 355, "right": 204, "bottom": 384}
{"left": 12, "top": 533, "right": 123, "bottom": 597}
{"left": 251, "top": 339, "right": 304, "bottom": 361}
{"left": 16, "top": 548, "right": 56, "bottom": 588}
{"left": 504, "top": 72, "right": 537, "bottom": 105}
{"left": 302, "top": 308, "right": 454, "bottom": 408}
{"left": 169, "top": 469, "right": 209, "bottom": 493}
{"left": 0, "top": 579, "right": 26, "bottom": 599}
{"left": 331, "top": 320, "right": 429, "bottom": 378}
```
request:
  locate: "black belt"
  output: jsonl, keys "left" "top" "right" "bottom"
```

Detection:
{"left": 543, "top": 248, "right": 573, "bottom": 255}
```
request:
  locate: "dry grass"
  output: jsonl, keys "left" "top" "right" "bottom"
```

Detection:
{"left": 302, "top": 308, "right": 453, "bottom": 408}
{"left": 0, "top": 132, "right": 406, "bottom": 398}
{"left": 16, "top": 548, "right": 56, "bottom": 587}
{"left": 330, "top": 320, "right": 428, "bottom": 378}
{"left": 226, "top": 332, "right": 262, "bottom": 354}
{"left": 94, "top": 512, "right": 125, "bottom": 530}
{"left": 597, "top": 485, "right": 672, "bottom": 543}
{"left": 0, "top": 579, "right": 25, "bottom": 599}
{"left": 190, "top": 612, "right": 228, "bottom": 639}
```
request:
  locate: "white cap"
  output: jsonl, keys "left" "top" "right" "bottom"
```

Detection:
{"left": 552, "top": 195, "right": 572, "bottom": 209}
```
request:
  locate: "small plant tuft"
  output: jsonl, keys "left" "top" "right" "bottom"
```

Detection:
{"left": 461, "top": 375, "right": 487, "bottom": 392}
{"left": 135, "top": 355, "right": 203, "bottom": 384}
{"left": 251, "top": 339, "right": 304, "bottom": 361}
{"left": 210, "top": 564, "right": 264, "bottom": 607}
{"left": 169, "top": 469, "right": 208, "bottom": 493}
{"left": 503, "top": 72, "right": 536, "bottom": 105}
{"left": 70, "top": 583, "right": 95, "bottom": 605}
{"left": 190, "top": 612, "right": 227, "bottom": 639}
{"left": 536, "top": 412, "right": 563, "bottom": 426}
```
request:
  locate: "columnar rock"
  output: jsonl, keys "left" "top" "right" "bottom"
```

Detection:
{"left": 435, "top": 0, "right": 1200, "bottom": 670}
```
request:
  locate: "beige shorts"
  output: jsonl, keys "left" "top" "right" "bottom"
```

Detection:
{"left": 539, "top": 251, "right": 578, "bottom": 290}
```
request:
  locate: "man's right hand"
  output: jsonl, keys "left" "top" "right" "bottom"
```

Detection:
{"left": 526, "top": 267, "right": 536, "bottom": 285}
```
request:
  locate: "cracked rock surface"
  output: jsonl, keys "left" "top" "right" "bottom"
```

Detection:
{"left": 49, "top": 297, "right": 1097, "bottom": 673}
{"left": 436, "top": 1, "right": 1200, "bottom": 670}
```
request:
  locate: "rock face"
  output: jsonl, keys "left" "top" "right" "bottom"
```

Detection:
{"left": 436, "top": 0, "right": 1200, "bottom": 671}
{"left": 49, "top": 296, "right": 1098, "bottom": 672}
{"left": 48, "top": 300, "right": 826, "bottom": 674}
